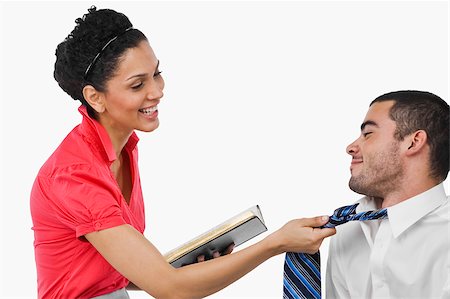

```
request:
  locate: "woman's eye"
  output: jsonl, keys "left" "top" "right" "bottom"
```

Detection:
{"left": 154, "top": 70, "right": 162, "bottom": 77}
{"left": 363, "top": 132, "right": 372, "bottom": 137}
{"left": 131, "top": 82, "right": 143, "bottom": 89}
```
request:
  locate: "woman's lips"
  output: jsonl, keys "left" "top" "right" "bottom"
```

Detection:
{"left": 139, "top": 105, "right": 158, "bottom": 118}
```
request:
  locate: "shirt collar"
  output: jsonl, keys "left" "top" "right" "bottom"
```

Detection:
{"left": 357, "top": 183, "right": 447, "bottom": 239}
{"left": 78, "top": 105, "right": 139, "bottom": 164}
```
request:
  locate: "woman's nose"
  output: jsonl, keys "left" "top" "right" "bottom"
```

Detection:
{"left": 147, "top": 77, "right": 164, "bottom": 100}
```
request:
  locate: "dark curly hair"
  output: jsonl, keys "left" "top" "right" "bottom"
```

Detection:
{"left": 371, "top": 90, "right": 449, "bottom": 182}
{"left": 54, "top": 6, "right": 147, "bottom": 118}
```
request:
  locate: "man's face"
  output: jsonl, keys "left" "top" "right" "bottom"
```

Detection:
{"left": 346, "top": 100, "right": 404, "bottom": 198}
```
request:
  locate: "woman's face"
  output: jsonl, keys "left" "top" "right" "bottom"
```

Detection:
{"left": 98, "top": 40, "right": 164, "bottom": 137}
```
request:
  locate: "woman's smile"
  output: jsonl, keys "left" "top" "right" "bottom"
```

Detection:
{"left": 138, "top": 105, "right": 159, "bottom": 118}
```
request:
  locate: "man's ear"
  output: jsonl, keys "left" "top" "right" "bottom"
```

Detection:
{"left": 82, "top": 85, "right": 105, "bottom": 113}
{"left": 405, "top": 130, "right": 428, "bottom": 156}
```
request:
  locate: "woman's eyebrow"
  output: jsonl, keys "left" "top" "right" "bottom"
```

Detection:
{"left": 126, "top": 73, "right": 147, "bottom": 81}
{"left": 125, "top": 60, "right": 160, "bottom": 81}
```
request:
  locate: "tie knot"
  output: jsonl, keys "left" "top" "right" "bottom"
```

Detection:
{"left": 334, "top": 203, "right": 359, "bottom": 218}
{"left": 322, "top": 203, "right": 388, "bottom": 228}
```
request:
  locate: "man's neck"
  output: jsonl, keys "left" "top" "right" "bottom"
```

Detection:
{"left": 380, "top": 178, "right": 440, "bottom": 209}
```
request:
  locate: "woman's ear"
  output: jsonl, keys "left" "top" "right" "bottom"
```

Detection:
{"left": 405, "top": 130, "right": 428, "bottom": 156}
{"left": 82, "top": 85, "right": 105, "bottom": 113}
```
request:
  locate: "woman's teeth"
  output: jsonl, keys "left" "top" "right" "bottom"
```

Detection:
{"left": 139, "top": 106, "right": 158, "bottom": 115}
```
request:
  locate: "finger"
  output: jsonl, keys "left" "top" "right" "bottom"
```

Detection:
{"left": 299, "top": 215, "right": 330, "bottom": 228}
{"left": 212, "top": 251, "right": 220, "bottom": 258}
{"left": 222, "top": 243, "right": 235, "bottom": 255}
{"left": 197, "top": 255, "right": 205, "bottom": 262}
{"left": 314, "top": 227, "right": 336, "bottom": 239}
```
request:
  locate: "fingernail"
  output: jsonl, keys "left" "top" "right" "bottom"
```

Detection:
{"left": 322, "top": 216, "right": 329, "bottom": 222}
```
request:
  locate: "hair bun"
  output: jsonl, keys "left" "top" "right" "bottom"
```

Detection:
{"left": 88, "top": 5, "right": 97, "bottom": 13}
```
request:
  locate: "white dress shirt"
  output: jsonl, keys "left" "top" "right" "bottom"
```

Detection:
{"left": 326, "top": 183, "right": 449, "bottom": 299}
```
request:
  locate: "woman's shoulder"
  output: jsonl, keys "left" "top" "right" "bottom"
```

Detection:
{"left": 38, "top": 125, "right": 101, "bottom": 179}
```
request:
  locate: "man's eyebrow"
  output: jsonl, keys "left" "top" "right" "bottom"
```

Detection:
{"left": 360, "top": 120, "right": 379, "bottom": 131}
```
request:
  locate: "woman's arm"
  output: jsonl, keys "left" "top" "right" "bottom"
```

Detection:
{"left": 85, "top": 216, "right": 335, "bottom": 299}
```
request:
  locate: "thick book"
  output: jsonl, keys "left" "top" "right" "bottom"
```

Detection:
{"left": 164, "top": 205, "right": 267, "bottom": 268}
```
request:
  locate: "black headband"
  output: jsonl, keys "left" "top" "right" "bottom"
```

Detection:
{"left": 84, "top": 27, "right": 134, "bottom": 80}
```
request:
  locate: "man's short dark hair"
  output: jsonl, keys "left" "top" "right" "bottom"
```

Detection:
{"left": 371, "top": 90, "right": 449, "bottom": 182}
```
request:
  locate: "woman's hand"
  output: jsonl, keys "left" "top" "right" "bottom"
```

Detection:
{"left": 267, "top": 216, "right": 336, "bottom": 255}
{"left": 197, "top": 243, "right": 235, "bottom": 263}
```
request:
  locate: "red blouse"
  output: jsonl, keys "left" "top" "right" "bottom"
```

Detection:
{"left": 30, "top": 106, "right": 145, "bottom": 299}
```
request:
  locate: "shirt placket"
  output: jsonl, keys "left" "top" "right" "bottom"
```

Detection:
{"left": 369, "top": 220, "right": 391, "bottom": 298}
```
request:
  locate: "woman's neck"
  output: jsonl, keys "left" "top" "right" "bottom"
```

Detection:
{"left": 97, "top": 116, "right": 133, "bottom": 160}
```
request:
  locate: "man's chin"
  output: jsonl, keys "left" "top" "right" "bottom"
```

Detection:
{"left": 349, "top": 178, "right": 367, "bottom": 195}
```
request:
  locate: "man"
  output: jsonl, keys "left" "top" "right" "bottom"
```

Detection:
{"left": 326, "top": 90, "right": 449, "bottom": 298}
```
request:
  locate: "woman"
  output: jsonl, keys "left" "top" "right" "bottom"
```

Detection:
{"left": 30, "top": 6, "right": 335, "bottom": 299}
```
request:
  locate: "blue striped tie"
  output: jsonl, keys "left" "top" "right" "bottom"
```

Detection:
{"left": 282, "top": 203, "right": 388, "bottom": 299}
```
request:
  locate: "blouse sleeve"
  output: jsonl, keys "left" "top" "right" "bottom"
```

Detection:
{"left": 48, "top": 164, "right": 126, "bottom": 238}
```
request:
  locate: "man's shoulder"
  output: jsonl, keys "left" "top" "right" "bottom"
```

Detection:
{"left": 430, "top": 195, "right": 449, "bottom": 220}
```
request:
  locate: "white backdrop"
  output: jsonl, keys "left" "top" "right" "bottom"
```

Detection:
{"left": 0, "top": 1, "right": 448, "bottom": 298}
